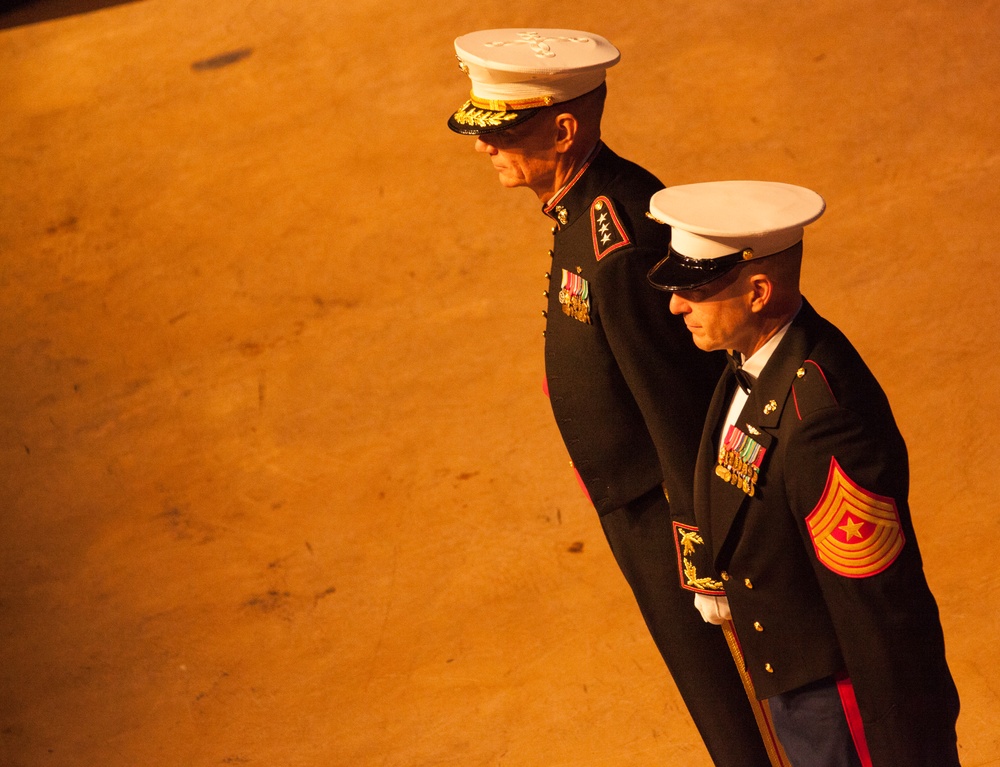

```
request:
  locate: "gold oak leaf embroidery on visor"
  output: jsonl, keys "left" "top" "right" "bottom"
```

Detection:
{"left": 805, "top": 457, "right": 905, "bottom": 578}
{"left": 452, "top": 101, "right": 521, "bottom": 129}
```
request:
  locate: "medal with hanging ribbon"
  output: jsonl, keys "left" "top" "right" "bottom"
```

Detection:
{"left": 558, "top": 268, "right": 592, "bottom": 324}
{"left": 716, "top": 424, "right": 766, "bottom": 497}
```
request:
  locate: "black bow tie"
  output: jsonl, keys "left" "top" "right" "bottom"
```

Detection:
{"left": 727, "top": 351, "right": 756, "bottom": 394}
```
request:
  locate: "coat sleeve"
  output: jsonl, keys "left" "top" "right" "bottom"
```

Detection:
{"left": 783, "top": 403, "right": 960, "bottom": 766}
{"left": 592, "top": 243, "right": 727, "bottom": 594}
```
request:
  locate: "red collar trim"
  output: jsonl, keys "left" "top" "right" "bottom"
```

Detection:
{"left": 543, "top": 142, "right": 603, "bottom": 216}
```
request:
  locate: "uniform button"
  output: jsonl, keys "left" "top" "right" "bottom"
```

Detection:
{"left": 544, "top": 272, "right": 551, "bottom": 279}
{"left": 541, "top": 310, "right": 547, "bottom": 318}
{"left": 542, "top": 290, "right": 549, "bottom": 298}
{"left": 550, "top": 227, "right": 557, "bottom": 235}
{"left": 720, "top": 571, "right": 730, "bottom": 581}
{"left": 754, "top": 621, "right": 764, "bottom": 632}
{"left": 744, "top": 578, "right": 754, "bottom": 589}
{"left": 765, "top": 663, "right": 774, "bottom": 673}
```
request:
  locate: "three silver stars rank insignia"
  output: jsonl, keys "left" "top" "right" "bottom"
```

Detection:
{"left": 590, "top": 197, "right": 631, "bottom": 261}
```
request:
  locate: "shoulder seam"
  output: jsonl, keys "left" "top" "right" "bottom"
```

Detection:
{"left": 792, "top": 359, "right": 837, "bottom": 421}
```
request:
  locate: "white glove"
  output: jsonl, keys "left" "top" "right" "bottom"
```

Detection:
{"left": 694, "top": 593, "right": 731, "bottom": 625}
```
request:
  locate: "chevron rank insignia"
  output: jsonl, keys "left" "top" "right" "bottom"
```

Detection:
{"left": 591, "top": 197, "right": 630, "bottom": 261}
{"left": 805, "top": 457, "right": 905, "bottom": 578}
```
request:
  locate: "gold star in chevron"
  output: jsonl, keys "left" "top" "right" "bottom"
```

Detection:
{"left": 839, "top": 516, "right": 865, "bottom": 541}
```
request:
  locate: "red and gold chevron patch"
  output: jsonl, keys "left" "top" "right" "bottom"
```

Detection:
{"left": 805, "top": 457, "right": 905, "bottom": 578}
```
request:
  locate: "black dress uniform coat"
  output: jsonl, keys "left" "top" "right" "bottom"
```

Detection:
{"left": 695, "top": 300, "right": 960, "bottom": 766}
{"left": 540, "top": 143, "right": 774, "bottom": 767}
{"left": 543, "top": 142, "right": 722, "bottom": 517}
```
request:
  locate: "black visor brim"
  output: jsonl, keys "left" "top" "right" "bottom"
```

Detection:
{"left": 647, "top": 247, "right": 744, "bottom": 292}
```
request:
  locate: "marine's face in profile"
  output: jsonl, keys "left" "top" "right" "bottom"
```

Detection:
{"left": 473, "top": 112, "right": 559, "bottom": 195}
{"left": 668, "top": 266, "right": 755, "bottom": 355}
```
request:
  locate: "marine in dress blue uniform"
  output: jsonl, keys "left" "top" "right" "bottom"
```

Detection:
{"left": 447, "top": 29, "right": 776, "bottom": 767}
{"left": 647, "top": 180, "right": 962, "bottom": 766}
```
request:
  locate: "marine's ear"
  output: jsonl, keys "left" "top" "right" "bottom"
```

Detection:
{"left": 553, "top": 112, "right": 578, "bottom": 154}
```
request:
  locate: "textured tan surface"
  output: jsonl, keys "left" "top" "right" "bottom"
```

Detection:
{"left": 1, "top": 1, "right": 999, "bottom": 765}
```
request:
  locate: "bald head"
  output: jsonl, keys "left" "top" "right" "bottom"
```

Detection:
{"left": 745, "top": 241, "right": 804, "bottom": 322}
{"left": 520, "top": 81, "right": 606, "bottom": 161}
{"left": 549, "top": 81, "right": 607, "bottom": 147}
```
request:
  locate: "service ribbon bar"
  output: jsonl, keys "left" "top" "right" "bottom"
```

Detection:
{"left": 559, "top": 269, "right": 592, "bottom": 324}
{"left": 716, "top": 424, "right": 766, "bottom": 496}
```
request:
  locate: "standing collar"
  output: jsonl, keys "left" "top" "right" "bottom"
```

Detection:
{"left": 740, "top": 322, "right": 791, "bottom": 379}
{"left": 737, "top": 302, "right": 803, "bottom": 379}
{"left": 542, "top": 141, "right": 604, "bottom": 223}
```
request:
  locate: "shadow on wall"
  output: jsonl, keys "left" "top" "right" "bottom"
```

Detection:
{"left": 0, "top": 0, "right": 144, "bottom": 29}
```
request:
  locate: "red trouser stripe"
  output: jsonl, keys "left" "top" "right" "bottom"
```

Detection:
{"left": 835, "top": 674, "right": 873, "bottom": 767}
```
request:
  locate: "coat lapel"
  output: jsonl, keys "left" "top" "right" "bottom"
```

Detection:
{"left": 696, "top": 370, "right": 745, "bottom": 562}
{"left": 698, "top": 301, "right": 821, "bottom": 565}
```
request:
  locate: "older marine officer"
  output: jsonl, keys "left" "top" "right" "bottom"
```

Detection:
{"left": 647, "top": 180, "right": 962, "bottom": 766}
{"left": 447, "top": 29, "right": 777, "bottom": 766}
